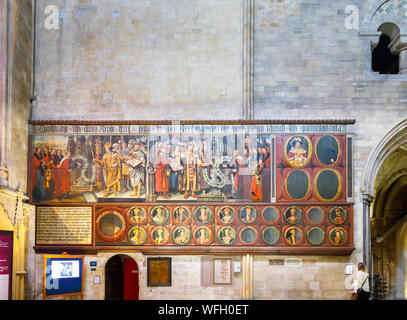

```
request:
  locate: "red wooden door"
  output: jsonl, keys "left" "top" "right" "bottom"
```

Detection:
{"left": 123, "top": 258, "right": 139, "bottom": 300}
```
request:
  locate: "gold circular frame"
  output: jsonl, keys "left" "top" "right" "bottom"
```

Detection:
{"left": 315, "top": 135, "right": 341, "bottom": 167}
{"left": 283, "top": 135, "right": 313, "bottom": 168}
{"left": 313, "top": 168, "right": 342, "bottom": 201}
{"left": 261, "top": 226, "right": 281, "bottom": 245}
{"left": 239, "top": 226, "right": 258, "bottom": 245}
{"left": 306, "top": 226, "right": 326, "bottom": 246}
{"left": 127, "top": 226, "right": 147, "bottom": 246}
{"left": 284, "top": 169, "right": 311, "bottom": 201}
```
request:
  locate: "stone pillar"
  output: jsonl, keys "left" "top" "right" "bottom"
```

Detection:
{"left": 398, "top": 46, "right": 407, "bottom": 74}
{"left": 243, "top": 0, "right": 254, "bottom": 120}
{"left": 241, "top": 254, "right": 254, "bottom": 299}
{"left": 362, "top": 193, "right": 374, "bottom": 298}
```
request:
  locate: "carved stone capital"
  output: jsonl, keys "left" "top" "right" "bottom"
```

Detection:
{"left": 362, "top": 192, "right": 374, "bottom": 205}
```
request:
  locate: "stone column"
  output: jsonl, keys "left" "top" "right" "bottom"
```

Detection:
{"left": 362, "top": 193, "right": 374, "bottom": 298}
{"left": 241, "top": 254, "right": 254, "bottom": 299}
{"left": 398, "top": 45, "right": 407, "bottom": 74}
{"left": 243, "top": 0, "right": 254, "bottom": 120}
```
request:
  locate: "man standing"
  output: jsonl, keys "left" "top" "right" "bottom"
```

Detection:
{"left": 94, "top": 142, "right": 121, "bottom": 197}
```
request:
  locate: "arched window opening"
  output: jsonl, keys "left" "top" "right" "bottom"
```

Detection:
{"left": 372, "top": 23, "right": 400, "bottom": 74}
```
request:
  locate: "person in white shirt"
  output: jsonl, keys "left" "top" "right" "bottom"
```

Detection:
{"left": 354, "top": 262, "right": 370, "bottom": 300}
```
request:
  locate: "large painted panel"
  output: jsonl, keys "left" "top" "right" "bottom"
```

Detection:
{"left": 31, "top": 132, "right": 271, "bottom": 204}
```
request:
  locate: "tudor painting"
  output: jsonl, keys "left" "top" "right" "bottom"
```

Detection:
{"left": 31, "top": 135, "right": 148, "bottom": 203}
{"left": 31, "top": 132, "right": 271, "bottom": 203}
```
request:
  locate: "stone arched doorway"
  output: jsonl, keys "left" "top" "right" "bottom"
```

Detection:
{"left": 361, "top": 118, "right": 407, "bottom": 299}
{"left": 105, "top": 254, "right": 139, "bottom": 300}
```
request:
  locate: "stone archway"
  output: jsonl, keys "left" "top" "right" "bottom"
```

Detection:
{"left": 361, "top": 118, "right": 407, "bottom": 299}
{"left": 104, "top": 254, "right": 140, "bottom": 300}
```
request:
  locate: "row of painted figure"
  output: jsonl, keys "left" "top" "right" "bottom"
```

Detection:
{"left": 97, "top": 222, "right": 349, "bottom": 246}
{"left": 32, "top": 134, "right": 272, "bottom": 202}
{"left": 122, "top": 205, "right": 349, "bottom": 226}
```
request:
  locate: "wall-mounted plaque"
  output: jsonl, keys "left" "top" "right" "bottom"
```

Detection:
{"left": 147, "top": 257, "right": 171, "bottom": 287}
{"left": 36, "top": 206, "right": 92, "bottom": 245}
{"left": 213, "top": 258, "right": 232, "bottom": 285}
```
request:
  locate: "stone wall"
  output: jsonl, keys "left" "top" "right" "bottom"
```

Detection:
{"left": 32, "top": 0, "right": 243, "bottom": 120}
{"left": 1, "top": 0, "right": 34, "bottom": 192}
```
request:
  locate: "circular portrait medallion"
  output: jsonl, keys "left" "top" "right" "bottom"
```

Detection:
{"left": 193, "top": 206, "right": 213, "bottom": 225}
{"left": 150, "top": 206, "right": 170, "bottom": 225}
{"left": 285, "top": 169, "right": 310, "bottom": 200}
{"left": 284, "top": 227, "right": 302, "bottom": 245}
{"left": 194, "top": 226, "right": 213, "bottom": 245}
{"left": 262, "top": 207, "right": 280, "bottom": 224}
{"left": 261, "top": 226, "right": 281, "bottom": 245}
{"left": 172, "top": 226, "right": 192, "bottom": 246}
{"left": 307, "top": 207, "right": 324, "bottom": 224}
{"left": 329, "top": 227, "right": 347, "bottom": 246}
{"left": 127, "top": 206, "right": 147, "bottom": 225}
{"left": 315, "top": 135, "right": 340, "bottom": 166}
{"left": 283, "top": 206, "right": 303, "bottom": 225}
{"left": 127, "top": 226, "right": 147, "bottom": 246}
{"left": 314, "top": 169, "right": 342, "bottom": 201}
{"left": 150, "top": 226, "right": 170, "bottom": 245}
{"left": 217, "top": 206, "right": 235, "bottom": 224}
{"left": 96, "top": 210, "right": 126, "bottom": 242}
{"left": 306, "top": 226, "right": 325, "bottom": 245}
{"left": 172, "top": 206, "right": 190, "bottom": 224}
{"left": 239, "top": 226, "right": 258, "bottom": 245}
{"left": 238, "top": 206, "right": 258, "bottom": 225}
{"left": 217, "top": 226, "right": 237, "bottom": 245}
{"left": 284, "top": 135, "right": 312, "bottom": 168}
{"left": 328, "top": 207, "right": 348, "bottom": 225}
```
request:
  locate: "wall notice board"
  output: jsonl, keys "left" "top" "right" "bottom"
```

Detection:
{"left": 43, "top": 254, "right": 84, "bottom": 299}
{"left": 0, "top": 230, "right": 13, "bottom": 300}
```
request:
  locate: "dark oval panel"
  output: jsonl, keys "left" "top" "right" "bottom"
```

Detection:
{"left": 241, "top": 227, "right": 257, "bottom": 244}
{"left": 262, "top": 226, "right": 280, "bottom": 245}
{"left": 308, "top": 207, "right": 323, "bottom": 224}
{"left": 307, "top": 227, "right": 325, "bottom": 245}
{"left": 286, "top": 170, "right": 309, "bottom": 200}
{"left": 316, "top": 170, "right": 340, "bottom": 200}
{"left": 316, "top": 135, "right": 339, "bottom": 165}
{"left": 262, "top": 207, "right": 279, "bottom": 223}
{"left": 99, "top": 214, "right": 123, "bottom": 238}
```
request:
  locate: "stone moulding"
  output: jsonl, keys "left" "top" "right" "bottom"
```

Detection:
{"left": 29, "top": 119, "right": 357, "bottom": 125}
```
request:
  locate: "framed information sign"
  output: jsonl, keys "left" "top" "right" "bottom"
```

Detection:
{"left": 43, "top": 254, "right": 84, "bottom": 299}
{"left": 0, "top": 230, "right": 13, "bottom": 300}
{"left": 213, "top": 258, "right": 232, "bottom": 285}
